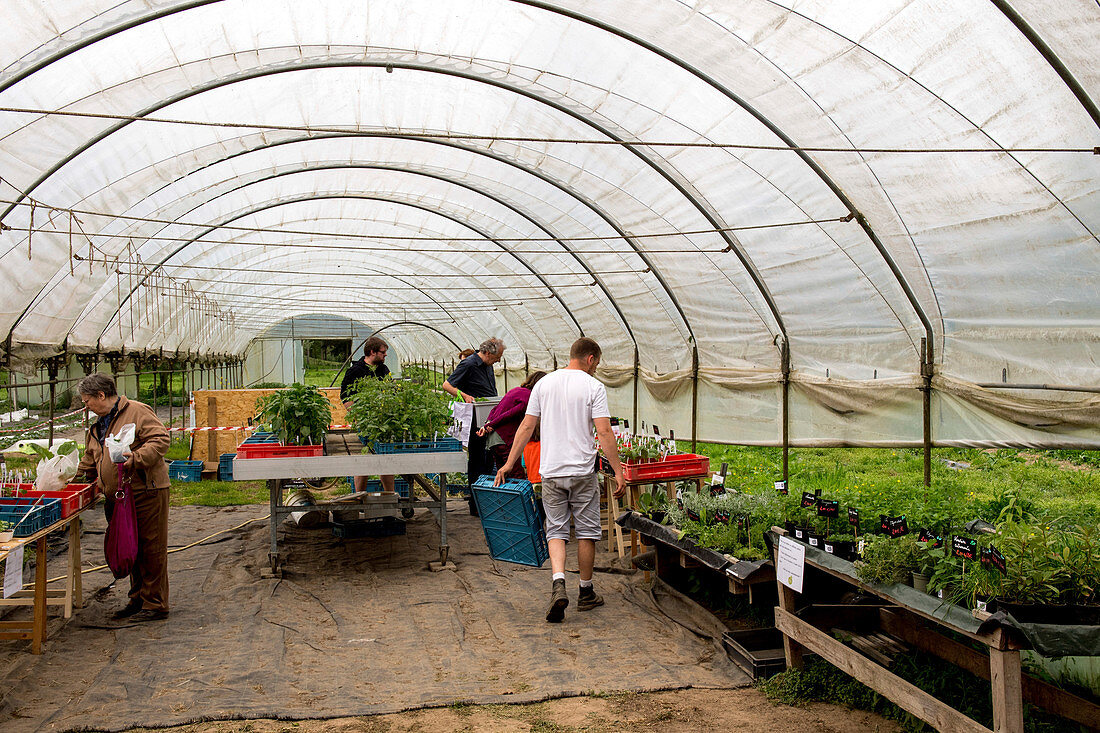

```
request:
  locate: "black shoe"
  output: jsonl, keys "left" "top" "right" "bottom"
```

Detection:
{"left": 577, "top": 585, "right": 604, "bottom": 611}
{"left": 129, "top": 609, "right": 169, "bottom": 622}
{"left": 110, "top": 601, "right": 143, "bottom": 620}
{"left": 546, "top": 578, "right": 568, "bottom": 623}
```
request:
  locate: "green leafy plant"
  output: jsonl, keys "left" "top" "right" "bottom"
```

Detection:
{"left": 635, "top": 487, "right": 670, "bottom": 521}
{"left": 855, "top": 536, "right": 921, "bottom": 586}
{"left": 254, "top": 383, "right": 332, "bottom": 446}
{"left": 345, "top": 377, "right": 452, "bottom": 445}
{"left": 25, "top": 440, "right": 79, "bottom": 461}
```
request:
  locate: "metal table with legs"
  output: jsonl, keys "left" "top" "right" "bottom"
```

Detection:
{"left": 232, "top": 452, "right": 468, "bottom": 575}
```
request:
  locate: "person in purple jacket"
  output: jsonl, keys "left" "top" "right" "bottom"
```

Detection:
{"left": 477, "top": 371, "right": 547, "bottom": 479}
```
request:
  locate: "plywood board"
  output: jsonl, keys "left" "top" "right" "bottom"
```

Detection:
{"left": 191, "top": 388, "right": 348, "bottom": 462}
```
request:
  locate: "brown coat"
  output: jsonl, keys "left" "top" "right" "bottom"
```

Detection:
{"left": 77, "top": 395, "right": 171, "bottom": 493}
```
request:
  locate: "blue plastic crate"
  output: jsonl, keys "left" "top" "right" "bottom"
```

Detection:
{"left": 218, "top": 453, "right": 236, "bottom": 481}
{"left": 169, "top": 460, "right": 205, "bottom": 482}
{"left": 471, "top": 476, "right": 548, "bottom": 567}
{"left": 371, "top": 437, "right": 463, "bottom": 454}
{"left": 471, "top": 476, "right": 542, "bottom": 528}
{"left": 0, "top": 497, "right": 63, "bottom": 537}
{"left": 478, "top": 521, "right": 549, "bottom": 567}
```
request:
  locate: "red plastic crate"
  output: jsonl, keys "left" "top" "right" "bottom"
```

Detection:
{"left": 16, "top": 488, "right": 86, "bottom": 517}
{"left": 1, "top": 483, "right": 35, "bottom": 495}
{"left": 235, "top": 443, "right": 324, "bottom": 459}
{"left": 622, "top": 453, "right": 709, "bottom": 482}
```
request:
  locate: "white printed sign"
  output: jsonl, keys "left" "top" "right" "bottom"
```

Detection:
{"left": 776, "top": 535, "right": 805, "bottom": 594}
{"left": 774, "top": 480, "right": 787, "bottom": 492}
{"left": 448, "top": 402, "right": 474, "bottom": 446}
{"left": 3, "top": 545, "right": 24, "bottom": 599}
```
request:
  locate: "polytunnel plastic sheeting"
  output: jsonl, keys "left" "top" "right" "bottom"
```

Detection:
{"left": 0, "top": 0, "right": 1097, "bottom": 448}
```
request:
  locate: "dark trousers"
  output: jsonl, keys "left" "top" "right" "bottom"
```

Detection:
{"left": 490, "top": 444, "right": 526, "bottom": 480}
{"left": 105, "top": 488, "right": 170, "bottom": 612}
{"left": 467, "top": 430, "right": 492, "bottom": 488}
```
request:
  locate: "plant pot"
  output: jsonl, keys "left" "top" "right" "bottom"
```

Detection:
{"left": 822, "top": 539, "right": 836, "bottom": 555}
{"left": 806, "top": 530, "right": 822, "bottom": 549}
{"left": 912, "top": 572, "right": 930, "bottom": 593}
{"left": 648, "top": 510, "right": 666, "bottom": 524}
{"left": 792, "top": 525, "right": 807, "bottom": 542}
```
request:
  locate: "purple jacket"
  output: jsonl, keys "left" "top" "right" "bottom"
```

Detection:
{"left": 484, "top": 386, "right": 532, "bottom": 446}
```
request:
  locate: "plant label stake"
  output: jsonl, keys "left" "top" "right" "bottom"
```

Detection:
{"left": 774, "top": 479, "right": 787, "bottom": 495}
{"left": 848, "top": 507, "right": 860, "bottom": 538}
{"left": 801, "top": 491, "right": 817, "bottom": 508}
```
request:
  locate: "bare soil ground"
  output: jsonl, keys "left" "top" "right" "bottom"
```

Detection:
{"left": 119, "top": 688, "right": 901, "bottom": 733}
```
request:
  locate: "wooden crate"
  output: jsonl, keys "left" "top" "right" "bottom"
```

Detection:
{"left": 191, "top": 388, "right": 348, "bottom": 462}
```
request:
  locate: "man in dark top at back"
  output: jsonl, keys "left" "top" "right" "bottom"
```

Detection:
{"left": 340, "top": 336, "right": 391, "bottom": 401}
{"left": 442, "top": 338, "right": 504, "bottom": 513}
{"left": 340, "top": 336, "right": 393, "bottom": 492}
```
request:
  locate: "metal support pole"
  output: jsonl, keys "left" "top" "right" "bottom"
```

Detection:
{"left": 134, "top": 357, "right": 142, "bottom": 404}
{"left": 168, "top": 362, "right": 174, "bottom": 428}
{"left": 690, "top": 345, "right": 699, "bottom": 453}
{"left": 781, "top": 339, "right": 791, "bottom": 486}
{"left": 632, "top": 347, "right": 639, "bottom": 431}
{"left": 524, "top": 353, "right": 529, "bottom": 380}
{"left": 921, "top": 338, "right": 933, "bottom": 488}
{"left": 45, "top": 358, "right": 62, "bottom": 449}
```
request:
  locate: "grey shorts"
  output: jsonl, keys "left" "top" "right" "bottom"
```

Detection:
{"left": 541, "top": 473, "right": 601, "bottom": 542}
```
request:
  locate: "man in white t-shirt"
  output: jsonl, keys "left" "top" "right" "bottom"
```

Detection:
{"left": 495, "top": 338, "right": 625, "bottom": 622}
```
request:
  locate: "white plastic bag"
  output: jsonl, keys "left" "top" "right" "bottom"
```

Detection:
{"left": 34, "top": 452, "right": 79, "bottom": 492}
{"left": 448, "top": 402, "right": 474, "bottom": 447}
{"left": 105, "top": 423, "right": 136, "bottom": 464}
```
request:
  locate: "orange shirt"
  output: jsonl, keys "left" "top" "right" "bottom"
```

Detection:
{"left": 523, "top": 441, "right": 541, "bottom": 483}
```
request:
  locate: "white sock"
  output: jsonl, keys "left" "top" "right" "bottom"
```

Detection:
{"left": 579, "top": 578, "right": 593, "bottom": 588}
{"left": 552, "top": 572, "right": 565, "bottom": 582}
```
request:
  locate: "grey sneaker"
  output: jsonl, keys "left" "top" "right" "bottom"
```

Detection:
{"left": 546, "top": 578, "right": 568, "bottom": 622}
{"left": 577, "top": 585, "right": 604, "bottom": 611}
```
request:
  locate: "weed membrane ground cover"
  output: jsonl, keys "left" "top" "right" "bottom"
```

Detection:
{"left": 0, "top": 502, "right": 745, "bottom": 732}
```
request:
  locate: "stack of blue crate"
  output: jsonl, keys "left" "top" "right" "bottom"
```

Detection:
{"left": 218, "top": 453, "right": 236, "bottom": 481}
{"left": 471, "top": 475, "right": 548, "bottom": 567}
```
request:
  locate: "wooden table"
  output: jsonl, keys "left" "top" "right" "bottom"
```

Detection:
{"left": 599, "top": 472, "right": 707, "bottom": 557}
{"left": 0, "top": 506, "right": 90, "bottom": 654}
{"left": 232, "top": 451, "right": 468, "bottom": 575}
{"left": 769, "top": 527, "right": 1099, "bottom": 733}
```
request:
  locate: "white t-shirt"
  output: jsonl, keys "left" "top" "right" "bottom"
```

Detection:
{"left": 526, "top": 368, "right": 610, "bottom": 478}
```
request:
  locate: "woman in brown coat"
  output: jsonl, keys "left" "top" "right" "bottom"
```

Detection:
{"left": 76, "top": 373, "right": 171, "bottom": 621}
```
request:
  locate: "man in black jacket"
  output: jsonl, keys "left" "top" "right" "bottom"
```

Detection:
{"left": 442, "top": 338, "right": 504, "bottom": 514}
{"left": 340, "top": 337, "right": 390, "bottom": 401}
{"left": 340, "top": 337, "right": 392, "bottom": 491}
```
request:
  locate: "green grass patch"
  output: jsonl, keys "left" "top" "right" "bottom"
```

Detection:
{"left": 691, "top": 443, "right": 1100, "bottom": 526}
{"left": 169, "top": 479, "right": 269, "bottom": 507}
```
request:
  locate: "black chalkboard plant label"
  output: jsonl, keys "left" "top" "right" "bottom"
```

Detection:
{"left": 887, "top": 515, "right": 909, "bottom": 538}
{"left": 801, "top": 491, "right": 817, "bottom": 508}
{"left": 952, "top": 535, "right": 977, "bottom": 561}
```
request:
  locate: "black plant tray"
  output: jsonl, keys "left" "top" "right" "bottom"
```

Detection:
{"left": 721, "top": 628, "right": 787, "bottom": 680}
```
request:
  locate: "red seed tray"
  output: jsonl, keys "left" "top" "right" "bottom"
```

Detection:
{"left": 235, "top": 443, "right": 325, "bottom": 459}
{"left": 0, "top": 483, "right": 35, "bottom": 495}
{"left": 622, "top": 453, "right": 710, "bottom": 482}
